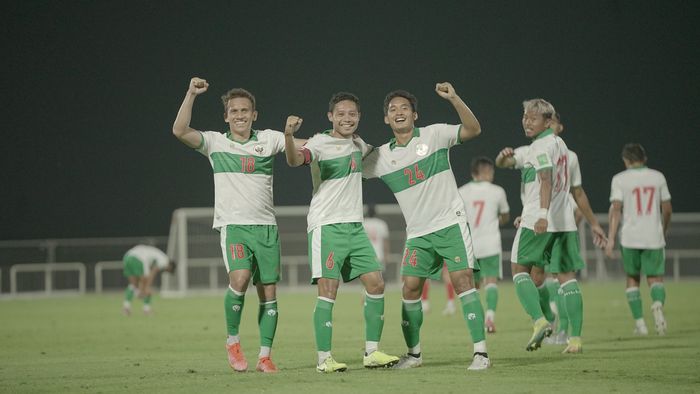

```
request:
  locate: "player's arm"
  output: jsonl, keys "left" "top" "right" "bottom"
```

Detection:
{"left": 173, "top": 77, "right": 209, "bottom": 148}
{"left": 571, "top": 186, "right": 607, "bottom": 248}
{"left": 435, "top": 82, "right": 481, "bottom": 142}
{"left": 498, "top": 212, "right": 510, "bottom": 226}
{"left": 534, "top": 169, "right": 552, "bottom": 234}
{"left": 495, "top": 147, "right": 516, "bottom": 168}
{"left": 284, "top": 115, "right": 305, "bottom": 167}
{"left": 139, "top": 267, "right": 158, "bottom": 297}
{"left": 661, "top": 200, "right": 672, "bottom": 237}
{"left": 605, "top": 200, "right": 622, "bottom": 258}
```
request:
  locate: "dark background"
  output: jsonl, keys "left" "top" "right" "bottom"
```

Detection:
{"left": 2, "top": 1, "right": 698, "bottom": 240}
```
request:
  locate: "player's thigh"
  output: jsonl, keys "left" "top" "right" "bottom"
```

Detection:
{"left": 640, "top": 248, "right": 665, "bottom": 277}
{"left": 620, "top": 247, "right": 642, "bottom": 276}
{"left": 433, "top": 222, "right": 477, "bottom": 273}
{"left": 343, "top": 223, "right": 382, "bottom": 283}
{"left": 123, "top": 255, "right": 144, "bottom": 277}
{"left": 477, "top": 254, "right": 502, "bottom": 280}
{"left": 249, "top": 225, "right": 281, "bottom": 285}
{"left": 547, "top": 231, "right": 584, "bottom": 274}
{"left": 308, "top": 224, "right": 350, "bottom": 284}
{"left": 511, "top": 227, "right": 550, "bottom": 268}
{"left": 220, "top": 225, "right": 255, "bottom": 273}
{"left": 401, "top": 235, "right": 441, "bottom": 280}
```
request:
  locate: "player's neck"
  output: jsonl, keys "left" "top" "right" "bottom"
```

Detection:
{"left": 393, "top": 128, "right": 414, "bottom": 145}
{"left": 228, "top": 129, "right": 252, "bottom": 142}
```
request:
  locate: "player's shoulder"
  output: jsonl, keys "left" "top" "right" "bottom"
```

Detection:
{"left": 256, "top": 128, "right": 284, "bottom": 138}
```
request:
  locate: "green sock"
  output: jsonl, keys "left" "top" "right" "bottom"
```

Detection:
{"left": 625, "top": 287, "right": 643, "bottom": 320}
{"left": 224, "top": 287, "right": 245, "bottom": 336}
{"left": 258, "top": 300, "right": 278, "bottom": 348}
{"left": 556, "top": 286, "right": 569, "bottom": 333}
{"left": 143, "top": 295, "right": 152, "bottom": 305}
{"left": 513, "top": 273, "right": 544, "bottom": 321}
{"left": 561, "top": 280, "right": 583, "bottom": 337}
{"left": 538, "top": 284, "right": 555, "bottom": 323}
{"left": 545, "top": 278, "right": 559, "bottom": 302}
{"left": 459, "top": 290, "right": 486, "bottom": 344}
{"left": 314, "top": 298, "right": 334, "bottom": 352}
{"left": 124, "top": 285, "right": 135, "bottom": 302}
{"left": 485, "top": 284, "right": 498, "bottom": 312}
{"left": 401, "top": 299, "right": 423, "bottom": 349}
{"left": 364, "top": 293, "right": 385, "bottom": 342}
{"left": 650, "top": 283, "right": 666, "bottom": 305}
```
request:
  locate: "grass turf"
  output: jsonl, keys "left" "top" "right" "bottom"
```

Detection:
{"left": 1, "top": 281, "right": 699, "bottom": 393}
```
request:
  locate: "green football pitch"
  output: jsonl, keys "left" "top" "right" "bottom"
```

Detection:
{"left": 1, "top": 281, "right": 699, "bottom": 393}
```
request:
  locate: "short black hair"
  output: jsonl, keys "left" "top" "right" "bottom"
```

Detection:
{"left": 622, "top": 143, "right": 647, "bottom": 163}
{"left": 329, "top": 92, "right": 360, "bottom": 113}
{"left": 383, "top": 90, "right": 418, "bottom": 115}
{"left": 221, "top": 88, "right": 256, "bottom": 111}
{"left": 471, "top": 156, "right": 494, "bottom": 176}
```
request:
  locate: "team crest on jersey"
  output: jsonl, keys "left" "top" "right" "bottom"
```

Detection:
{"left": 415, "top": 143, "right": 428, "bottom": 157}
{"left": 254, "top": 145, "right": 264, "bottom": 154}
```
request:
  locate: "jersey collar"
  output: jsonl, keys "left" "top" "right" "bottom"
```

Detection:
{"left": 389, "top": 127, "right": 420, "bottom": 150}
{"left": 226, "top": 129, "right": 258, "bottom": 144}
{"left": 533, "top": 128, "right": 554, "bottom": 141}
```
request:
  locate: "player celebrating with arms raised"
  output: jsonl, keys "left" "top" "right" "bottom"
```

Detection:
{"left": 363, "top": 82, "right": 490, "bottom": 371}
{"left": 285, "top": 92, "right": 399, "bottom": 373}
{"left": 605, "top": 143, "right": 672, "bottom": 336}
{"left": 173, "top": 77, "right": 301, "bottom": 373}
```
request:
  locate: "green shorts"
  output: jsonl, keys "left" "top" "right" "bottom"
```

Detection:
{"left": 511, "top": 228, "right": 584, "bottom": 274}
{"left": 473, "top": 254, "right": 502, "bottom": 282}
{"left": 401, "top": 222, "right": 477, "bottom": 280}
{"left": 123, "top": 255, "right": 144, "bottom": 277}
{"left": 308, "top": 222, "right": 381, "bottom": 284}
{"left": 621, "top": 247, "right": 665, "bottom": 277}
{"left": 220, "top": 224, "right": 281, "bottom": 285}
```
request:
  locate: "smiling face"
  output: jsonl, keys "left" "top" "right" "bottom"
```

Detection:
{"left": 224, "top": 97, "right": 257, "bottom": 135}
{"left": 328, "top": 99, "right": 360, "bottom": 138}
{"left": 521, "top": 110, "right": 551, "bottom": 139}
{"left": 384, "top": 96, "right": 418, "bottom": 134}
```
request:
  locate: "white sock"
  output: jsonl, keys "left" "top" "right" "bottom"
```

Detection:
{"left": 123, "top": 300, "right": 131, "bottom": 308}
{"left": 318, "top": 351, "right": 331, "bottom": 364}
{"left": 365, "top": 341, "right": 378, "bottom": 355}
{"left": 226, "top": 335, "right": 240, "bottom": 345}
{"left": 473, "top": 340, "right": 487, "bottom": 354}
{"left": 485, "top": 309, "right": 495, "bottom": 322}
{"left": 635, "top": 318, "right": 647, "bottom": 328}
{"left": 408, "top": 344, "right": 421, "bottom": 355}
{"left": 259, "top": 346, "right": 271, "bottom": 358}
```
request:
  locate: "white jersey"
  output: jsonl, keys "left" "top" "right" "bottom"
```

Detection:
{"left": 568, "top": 150, "right": 582, "bottom": 188}
{"left": 196, "top": 129, "right": 285, "bottom": 229}
{"left": 513, "top": 129, "right": 577, "bottom": 232}
{"left": 363, "top": 124, "right": 466, "bottom": 239}
{"left": 363, "top": 217, "right": 390, "bottom": 262}
{"left": 125, "top": 245, "right": 169, "bottom": 271}
{"left": 301, "top": 132, "right": 373, "bottom": 232}
{"left": 610, "top": 166, "right": 671, "bottom": 249}
{"left": 458, "top": 181, "right": 509, "bottom": 258}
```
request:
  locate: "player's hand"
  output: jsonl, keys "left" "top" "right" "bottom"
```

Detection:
{"left": 604, "top": 238, "right": 615, "bottom": 258}
{"left": 435, "top": 82, "right": 457, "bottom": 100}
{"left": 590, "top": 224, "right": 608, "bottom": 249}
{"left": 189, "top": 77, "right": 209, "bottom": 95}
{"left": 513, "top": 216, "right": 522, "bottom": 228}
{"left": 534, "top": 218, "right": 547, "bottom": 234}
{"left": 285, "top": 115, "right": 303, "bottom": 136}
{"left": 498, "top": 147, "right": 515, "bottom": 158}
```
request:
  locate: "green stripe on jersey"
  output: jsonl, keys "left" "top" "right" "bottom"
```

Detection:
{"left": 521, "top": 167, "right": 536, "bottom": 184}
{"left": 211, "top": 152, "right": 274, "bottom": 175}
{"left": 380, "top": 148, "right": 450, "bottom": 193}
{"left": 318, "top": 151, "right": 363, "bottom": 181}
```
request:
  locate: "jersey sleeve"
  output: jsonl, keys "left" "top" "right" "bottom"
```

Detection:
{"left": 424, "top": 123, "right": 461, "bottom": 148}
{"left": 609, "top": 174, "right": 623, "bottom": 202}
{"left": 531, "top": 147, "right": 553, "bottom": 172}
{"left": 362, "top": 148, "right": 380, "bottom": 179}
{"left": 498, "top": 187, "right": 510, "bottom": 214}
{"left": 568, "top": 150, "right": 582, "bottom": 187}
{"left": 660, "top": 173, "right": 671, "bottom": 201}
{"left": 512, "top": 146, "right": 528, "bottom": 169}
{"left": 195, "top": 131, "right": 214, "bottom": 156}
{"left": 269, "top": 129, "right": 286, "bottom": 154}
{"left": 353, "top": 135, "right": 374, "bottom": 158}
{"left": 300, "top": 134, "right": 321, "bottom": 164}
